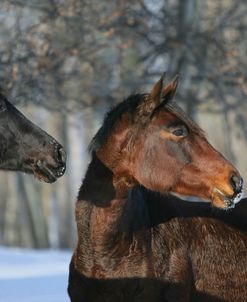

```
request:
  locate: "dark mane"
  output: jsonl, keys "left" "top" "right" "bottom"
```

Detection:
{"left": 89, "top": 93, "right": 205, "bottom": 154}
{"left": 89, "top": 93, "right": 147, "bottom": 153}
{"left": 119, "top": 186, "right": 247, "bottom": 233}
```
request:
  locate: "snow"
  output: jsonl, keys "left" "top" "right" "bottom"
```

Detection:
{"left": 0, "top": 247, "right": 71, "bottom": 302}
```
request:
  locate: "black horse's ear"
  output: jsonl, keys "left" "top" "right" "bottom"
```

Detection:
{"left": 162, "top": 74, "right": 179, "bottom": 103}
{"left": 138, "top": 75, "right": 164, "bottom": 117}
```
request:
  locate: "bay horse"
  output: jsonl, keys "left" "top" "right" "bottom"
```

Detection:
{"left": 68, "top": 76, "right": 243, "bottom": 301}
{"left": 0, "top": 90, "right": 66, "bottom": 182}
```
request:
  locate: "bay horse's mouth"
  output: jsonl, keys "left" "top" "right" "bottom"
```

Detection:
{"left": 212, "top": 187, "right": 244, "bottom": 210}
{"left": 34, "top": 160, "right": 66, "bottom": 183}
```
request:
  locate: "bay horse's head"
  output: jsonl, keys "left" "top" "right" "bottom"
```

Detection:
{"left": 91, "top": 76, "right": 243, "bottom": 209}
{"left": 0, "top": 92, "right": 66, "bottom": 183}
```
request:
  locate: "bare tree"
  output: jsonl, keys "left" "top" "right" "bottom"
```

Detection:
{"left": 0, "top": 0, "right": 246, "bottom": 248}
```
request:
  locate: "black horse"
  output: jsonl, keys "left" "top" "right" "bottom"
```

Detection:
{"left": 0, "top": 91, "right": 66, "bottom": 182}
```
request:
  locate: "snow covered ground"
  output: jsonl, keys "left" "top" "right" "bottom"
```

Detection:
{"left": 0, "top": 247, "right": 71, "bottom": 302}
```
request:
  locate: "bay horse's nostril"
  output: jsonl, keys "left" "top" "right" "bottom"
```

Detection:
{"left": 55, "top": 145, "right": 67, "bottom": 164}
{"left": 230, "top": 173, "right": 243, "bottom": 194}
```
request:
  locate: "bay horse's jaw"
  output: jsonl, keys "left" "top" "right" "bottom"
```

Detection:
{"left": 172, "top": 165, "right": 243, "bottom": 210}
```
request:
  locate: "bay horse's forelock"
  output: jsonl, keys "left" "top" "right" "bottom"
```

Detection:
{"left": 69, "top": 76, "right": 244, "bottom": 302}
{"left": 0, "top": 91, "right": 66, "bottom": 182}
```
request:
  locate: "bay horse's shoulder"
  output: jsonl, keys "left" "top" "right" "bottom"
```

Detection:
{"left": 152, "top": 217, "right": 192, "bottom": 246}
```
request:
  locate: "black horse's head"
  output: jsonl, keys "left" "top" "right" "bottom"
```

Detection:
{"left": 0, "top": 92, "right": 66, "bottom": 183}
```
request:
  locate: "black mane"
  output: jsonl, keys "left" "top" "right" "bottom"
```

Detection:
{"left": 89, "top": 94, "right": 147, "bottom": 153}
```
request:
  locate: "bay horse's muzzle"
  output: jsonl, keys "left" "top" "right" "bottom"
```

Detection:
{"left": 213, "top": 172, "right": 244, "bottom": 210}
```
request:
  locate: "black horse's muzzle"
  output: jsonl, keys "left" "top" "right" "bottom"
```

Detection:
{"left": 35, "top": 144, "right": 67, "bottom": 183}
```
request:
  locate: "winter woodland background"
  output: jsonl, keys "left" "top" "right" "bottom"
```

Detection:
{"left": 0, "top": 0, "right": 247, "bottom": 250}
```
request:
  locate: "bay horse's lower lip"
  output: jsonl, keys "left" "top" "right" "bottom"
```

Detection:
{"left": 212, "top": 187, "right": 243, "bottom": 210}
{"left": 222, "top": 197, "right": 235, "bottom": 209}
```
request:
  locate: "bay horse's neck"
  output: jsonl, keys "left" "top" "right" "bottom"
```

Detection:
{"left": 77, "top": 153, "right": 179, "bottom": 233}
{"left": 75, "top": 154, "right": 156, "bottom": 277}
{"left": 78, "top": 153, "right": 116, "bottom": 207}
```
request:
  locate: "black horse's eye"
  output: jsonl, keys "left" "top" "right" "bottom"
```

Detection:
{"left": 172, "top": 126, "right": 188, "bottom": 137}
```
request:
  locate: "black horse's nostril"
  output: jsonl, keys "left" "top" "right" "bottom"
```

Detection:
{"left": 55, "top": 145, "right": 67, "bottom": 164}
{"left": 230, "top": 173, "right": 243, "bottom": 194}
{"left": 55, "top": 145, "right": 66, "bottom": 177}
{"left": 56, "top": 165, "right": 66, "bottom": 177}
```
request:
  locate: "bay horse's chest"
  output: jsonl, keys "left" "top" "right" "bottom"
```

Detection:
{"left": 75, "top": 201, "right": 189, "bottom": 281}
{"left": 75, "top": 201, "right": 157, "bottom": 279}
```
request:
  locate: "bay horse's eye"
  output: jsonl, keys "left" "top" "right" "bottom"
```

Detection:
{"left": 172, "top": 126, "right": 188, "bottom": 137}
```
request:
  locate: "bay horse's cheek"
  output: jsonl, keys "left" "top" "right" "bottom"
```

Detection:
{"left": 172, "top": 176, "right": 211, "bottom": 201}
{"left": 134, "top": 152, "right": 183, "bottom": 192}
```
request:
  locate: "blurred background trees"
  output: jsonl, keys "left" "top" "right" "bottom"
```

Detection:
{"left": 0, "top": 0, "right": 246, "bottom": 249}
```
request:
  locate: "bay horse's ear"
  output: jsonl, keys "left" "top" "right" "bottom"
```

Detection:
{"left": 162, "top": 74, "right": 179, "bottom": 103}
{"left": 137, "top": 75, "right": 164, "bottom": 117}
